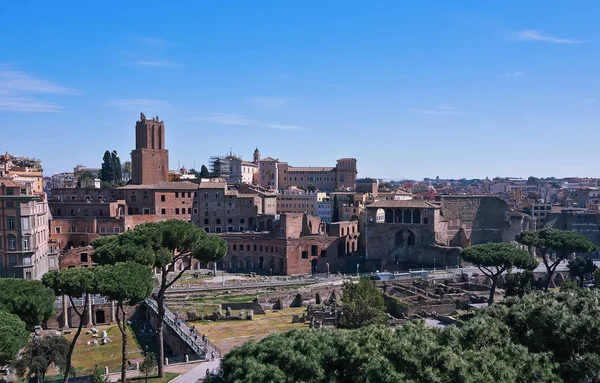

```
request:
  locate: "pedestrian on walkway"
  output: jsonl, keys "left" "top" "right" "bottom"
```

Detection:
{"left": 194, "top": 334, "right": 198, "bottom": 342}
{"left": 211, "top": 351, "right": 215, "bottom": 361}
{"left": 206, "top": 369, "right": 210, "bottom": 377}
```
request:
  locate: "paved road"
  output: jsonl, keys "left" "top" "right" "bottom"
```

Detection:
{"left": 172, "top": 360, "right": 221, "bottom": 383}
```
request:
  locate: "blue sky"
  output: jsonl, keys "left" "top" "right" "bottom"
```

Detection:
{"left": 2, "top": 1, "right": 600, "bottom": 180}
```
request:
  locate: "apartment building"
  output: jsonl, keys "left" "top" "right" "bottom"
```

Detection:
{"left": 257, "top": 157, "right": 358, "bottom": 191}
{"left": 0, "top": 179, "right": 53, "bottom": 279}
{"left": 192, "top": 179, "right": 276, "bottom": 233}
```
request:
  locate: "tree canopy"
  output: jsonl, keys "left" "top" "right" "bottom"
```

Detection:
{"left": 220, "top": 320, "right": 559, "bottom": 383}
{"left": 92, "top": 220, "right": 227, "bottom": 377}
{"left": 481, "top": 289, "right": 600, "bottom": 382}
{"left": 200, "top": 165, "right": 210, "bottom": 178}
{"left": 43, "top": 267, "right": 100, "bottom": 383}
{"left": 96, "top": 262, "right": 153, "bottom": 383}
{"left": 0, "top": 311, "right": 29, "bottom": 366}
{"left": 567, "top": 257, "right": 597, "bottom": 286}
{"left": 0, "top": 279, "right": 55, "bottom": 329}
{"left": 12, "top": 335, "right": 69, "bottom": 381}
{"left": 516, "top": 228, "right": 597, "bottom": 290}
{"left": 339, "top": 278, "right": 387, "bottom": 329}
{"left": 461, "top": 243, "right": 537, "bottom": 304}
{"left": 100, "top": 150, "right": 122, "bottom": 184}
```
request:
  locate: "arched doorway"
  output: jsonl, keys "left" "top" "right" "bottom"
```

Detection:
{"left": 394, "top": 209, "right": 402, "bottom": 223}
{"left": 95, "top": 310, "right": 106, "bottom": 324}
{"left": 311, "top": 259, "right": 318, "bottom": 273}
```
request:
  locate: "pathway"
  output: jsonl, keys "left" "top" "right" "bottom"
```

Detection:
{"left": 171, "top": 360, "right": 221, "bottom": 383}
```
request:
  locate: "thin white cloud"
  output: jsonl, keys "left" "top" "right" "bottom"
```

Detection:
{"left": 498, "top": 71, "right": 523, "bottom": 78}
{"left": 408, "top": 105, "right": 465, "bottom": 117}
{"left": 0, "top": 97, "right": 63, "bottom": 112}
{"left": 185, "top": 113, "right": 302, "bottom": 130}
{"left": 105, "top": 99, "right": 169, "bottom": 110}
{"left": 128, "top": 60, "right": 180, "bottom": 68}
{"left": 131, "top": 36, "right": 169, "bottom": 46}
{"left": 245, "top": 97, "right": 292, "bottom": 108}
{"left": 582, "top": 98, "right": 597, "bottom": 105}
{"left": 0, "top": 66, "right": 78, "bottom": 112}
{"left": 0, "top": 67, "right": 79, "bottom": 95}
{"left": 516, "top": 30, "right": 586, "bottom": 44}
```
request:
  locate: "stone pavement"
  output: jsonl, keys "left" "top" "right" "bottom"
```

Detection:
{"left": 171, "top": 360, "right": 221, "bottom": 383}
{"left": 108, "top": 362, "right": 204, "bottom": 382}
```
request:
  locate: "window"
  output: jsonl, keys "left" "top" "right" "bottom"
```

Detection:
{"left": 100, "top": 227, "right": 106, "bottom": 233}
{"left": 175, "top": 192, "right": 179, "bottom": 198}
{"left": 215, "top": 193, "right": 220, "bottom": 198}
{"left": 80, "top": 253, "right": 88, "bottom": 262}
{"left": 9, "top": 255, "right": 16, "bottom": 266}
{"left": 301, "top": 251, "right": 309, "bottom": 259}
{"left": 228, "top": 218, "right": 233, "bottom": 224}
{"left": 55, "top": 227, "right": 61, "bottom": 234}
{"left": 175, "top": 208, "right": 180, "bottom": 214}
{"left": 188, "top": 192, "right": 191, "bottom": 198}
{"left": 233, "top": 245, "right": 237, "bottom": 251}
{"left": 320, "top": 250, "right": 327, "bottom": 258}
{"left": 23, "top": 238, "right": 29, "bottom": 251}
{"left": 70, "top": 209, "right": 75, "bottom": 216}
{"left": 194, "top": 192, "right": 197, "bottom": 197}
{"left": 194, "top": 208, "right": 199, "bottom": 215}
{"left": 8, "top": 237, "right": 16, "bottom": 251}
{"left": 114, "top": 227, "right": 120, "bottom": 233}
{"left": 204, "top": 227, "right": 210, "bottom": 233}
{"left": 204, "top": 193, "right": 209, "bottom": 198}
{"left": 311, "top": 245, "right": 318, "bottom": 256}
{"left": 7, "top": 217, "right": 15, "bottom": 230}
{"left": 85, "top": 195, "right": 90, "bottom": 200}
{"left": 188, "top": 208, "right": 192, "bottom": 214}
{"left": 227, "top": 226, "right": 234, "bottom": 232}
{"left": 239, "top": 226, "right": 244, "bottom": 231}
{"left": 240, "top": 218, "right": 245, "bottom": 224}
{"left": 161, "top": 195, "right": 166, "bottom": 202}
{"left": 205, "top": 211, "right": 209, "bottom": 216}
{"left": 254, "top": 244, "right": 257, "bottom": 251}
{"left": 131, "top": 195, "right": 136, "bottom": 202}
{"left": 215, "top": 227, "right": 222, "bottom": 233}
{"left": 216, "top": 219, "right": 221, "bottom": 224}
{"left": 204, "top": 218, "right": 209, "bottom": 225}
{"left": 161, "top": 208, "right": 166, "bottom": 215}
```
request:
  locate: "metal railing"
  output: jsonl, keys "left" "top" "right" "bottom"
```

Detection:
{"left": 145, "top": 298, "right": 211, "bottom": 358}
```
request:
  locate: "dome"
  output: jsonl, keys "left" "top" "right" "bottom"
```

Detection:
{"left": 180, "top": 166, "right": 188, "bottom": 174}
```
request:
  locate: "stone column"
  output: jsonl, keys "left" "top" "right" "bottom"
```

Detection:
{"left": 86, "top": 293, "right": 93, "bottom": 326}
{"left": 62, "top": 294, "right": 70, "bottom": 328}
{"left": 110, "top": 300, "right": 116, "bottom": 323}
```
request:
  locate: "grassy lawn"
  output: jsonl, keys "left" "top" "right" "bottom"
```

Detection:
{"left": 120, "top": 372, "right": 179, "bottom": 383}
{"left": 190, "top": 307, "right": 309, "bottom": 354}
{"left": 62, "top": 325, "right": 145, "bottom": 372}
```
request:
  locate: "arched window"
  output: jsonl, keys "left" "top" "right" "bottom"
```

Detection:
{"left": 394, "top": 209, "right": 402, "bottom": 223}
{"left": 413, "top": 209, "right": 421, "bottom": 224}
{"left": 233, "top": 244, "right": 237, "bottom": 251}
{"left": 424, "top": 217, "right": 429, "bottom": 224}
{"left": 385, "top": 209, "right": 393, "bottom": 223}
{"left": 403, "top": 210, "right": 412, "bottom": 224}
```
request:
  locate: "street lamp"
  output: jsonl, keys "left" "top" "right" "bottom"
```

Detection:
{"left": 396, "top": 262, "right": 399, "bottom": 274}
{"left": 326, "top": 263, "right": 330, "bottom": 278}
{"left": 433, "top": 258, "right": 436, "bottom": 271}
{"left": 356, "top": 263, "right": 359, "bottom": 277}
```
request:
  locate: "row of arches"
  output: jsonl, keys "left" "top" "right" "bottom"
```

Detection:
{"left": 382, "top": 209, "right": 428, "bottom": 224}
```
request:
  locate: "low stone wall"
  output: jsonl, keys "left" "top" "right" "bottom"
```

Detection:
{"left": 220, "top": 302, "right": 265, "bottom": 315}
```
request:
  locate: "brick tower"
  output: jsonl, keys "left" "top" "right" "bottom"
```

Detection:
{"left": 131, "top": 113, "right": 169, "bottom": 185}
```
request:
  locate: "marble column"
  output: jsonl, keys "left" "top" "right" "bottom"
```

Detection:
{"left": 62, "top": 294, "right": 70, "bottom": 328}
{"left": 86, "top": 293, "right": 93, "bottom": 326}
{"left": 110, "top": 300, "right": 116, "bottom": 323}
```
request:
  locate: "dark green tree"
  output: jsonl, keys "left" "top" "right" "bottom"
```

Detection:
{"left": 516, "top": 228, "right": 597, "bottom": 290}
{"left": 12, "top": 335, "right": 69, "bottom": 382}
{"left": 91, "top": 365, "right": 110, "bottom": 383}
{"left": 559, "top": 280, "right": 580, "bottom": 292}
{"left": 77, "top": 171, "right": 95, "bottom": 188}
{"left": 461, "top": 243, "right": 537, "bottom": 305}
{"left": 100, "top": 150, "right": 114, "bottom": 183}
{"left": 96, "top": 262, "right": 153, "bottom": 383}
{"left": 220, "top": 320, "right": 559, "bottom": 382}
{"left": 0, "top": 311, "right": 29, "bottom": 366}
{"left": 504, "top": 270, "right": 538, "bottom": 298}
{"left": 91, "top": 220, "right": 228, "bottom": 378}
{"left": 111, "top": 151, "right": 122, "bottom": 183}
{"left": 481, "top": 289, "right": 600, "bottom": 382}
{"left": 339, "top": 278, "right": 386, "bottom": 329}
{"left": 42, "top": 268, "right": 99, "bottom": 383}
{"left": 567, "top": 257, "right": 597, "bottom": 286}
{"left": 307, "top": 183, "right": 315, "bottom": 192}
{"left": 140, "top": 353, "right": 156, "bottom": 383}
{"left": 200, "top": 165, "right": 210, "bottom": 178}
{"left": 0, "top": 279, "right": 55, "bottom": 329}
